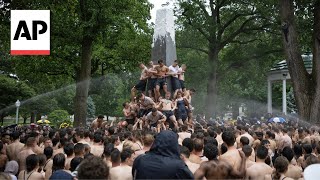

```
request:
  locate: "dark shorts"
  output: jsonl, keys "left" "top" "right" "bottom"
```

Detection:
{"left": 148, "top": 78, "right": 157, "bottom": 91}
{"left": 156, "top": 77, "right": 167, "bottom": 88}
{"left": 180, "top": 80, "right": 185, "bottom": 89}
{"left": 162, "top": 110, "right": 174, "bottom": 121}
{"left": 135, "top": 80, "right": 146, "bottom": 91}
{"left": 150, "top": 122, "right": 158, "bottom": 128}
{"left": 125, "top": 119, "right": 135, "bottom": 125}
{"left": 138, "top": 108, "right": 152, "bottom": 118}
{"left": 176, "top": 110, "right": 188, "bottom": 121}
{"left": 171, "top": 77, "right": 181, "bottom": 91}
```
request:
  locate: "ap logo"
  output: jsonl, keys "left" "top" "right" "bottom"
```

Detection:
{"left": 11, "top": 10, "right": 50, "bottom": 55}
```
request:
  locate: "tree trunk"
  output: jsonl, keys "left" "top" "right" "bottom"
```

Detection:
{"left": 310, "top": 0, "right": 320, "bottom": 123}
{"left": 23, "top": 117, "right": 27, "bottom": 124}
{"left": 30, "top": 111, "right": 36, "bottom": 123}
{"left": 279, "top": 0, "right": 316, "bottom": 122}
{"left": 205, "top": 47, "right": 218, "bottom": 118}
{"left": 74, "top": 36, "right": 93, "bottom": 127}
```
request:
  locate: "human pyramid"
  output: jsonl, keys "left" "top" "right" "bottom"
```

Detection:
{"left": 122, "top": 59, "right": 196, "bottom": 132}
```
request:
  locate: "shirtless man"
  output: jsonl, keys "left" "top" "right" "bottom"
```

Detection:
{"left": 189, "top": 138, "right": 203, "bottom": 164}
{"left": 135, "top": 134, "right": 154, "bottom": 157}
{"left": 278, "top": 128, "right": 293, "bottom": 151}
{"left": 145, "top": 108, "right": 166, "bottom": 132}
{"left": 64, "top": 143, "right": 75, "bottom": 171}
{"left": 168, "top": 60, "right": 181, "bottom": 92}
{"left": 137, "top": 93, "right": 155, "bottom": 122}
{"left": 154, "top": 60, "right": 169, "bottom": 101}
{"left": 6, "top": 131, "right": 24, "bottom": 161}
{"left": 123, "top": 102, "right": 135, "bottom": 126}
{"left": 91, "top": 132, "right": 104, "bottom": 157}
{"left": 281, "top": 146, "right": 303, "bottom": 179}
{"left": 180, "top": 146, "right": 199, "bottom": 174}
{"left": 302, "top": 129, "right": 312, "bottom": 144}
{"left": 178, "top": 125, "right": 191, "bottom": 145}
{"left": 219, "top": 131, "right": 243, "bottom": 170}
{"left": 91, "top": 115, "right": 105, "bottom": 130}
{"left": 183, "top": 88, "right": 195, "bottom": 125}
{"left": 17, "top": 137, "right": 36, "bottom": 172}
{"left": 109, "top": 148, "right": 134, "bottom": 180}
{"left": 265, "top": 131, "right": 277, "bottom": 153}
{"left": 147, "top": 61, "right": 158, "bottom": 98}
{"left": 131, "top": 63, "right": 149, "bottom": 101}
{"left": 194, "top": 150, "right": 246, "bottom": 180}
{"left": 246, "top": 145, "right": 273, "bottom": 180}
{"left": 242, "top": 145, "right": 255, "bottom": 168}
{"left": 178, "top": 64, "right": 187, "bottom": 91}
{"left": 75, "top": 129, "right": 90, "bottom": 145}
{"left": 236, "top": 126, "right": 254, "bottom": 147}
{"left": 157, "top": 92, "right": 178, "bottom": 130}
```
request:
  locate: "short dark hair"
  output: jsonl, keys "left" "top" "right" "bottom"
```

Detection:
{"left": 98, "top": 115, "right": 104, "bottom": 119}
{"left": 70, "top": 157, "right": 83, "bottom": 172}
{"left": 158, "top": 59, "right": 164, "bottom": 64}
{"left": 64, "top": 143, "right": 74, "bottom": 156}
{"left": 207, "top": 127, "right": 217, "bottom": 138}
{"left": 261, "top": 139, "right": 270, "bottom": 146}
{"left": 78, "top": 156, "right": 109, "bottom": 179}
{"left": 11, "top": 131, "right": 20, "bottom": 140}
{"left": 181, "top": 125, "right": 188, "bottom": 132}
{"left": 94, "top": 132, "right": 103, "bottom": 143}
{"left": 242, "top": 145, "right": 252, "bottom": 157}
{"left": 182, "top": 138, "right": 193, "bottom": 152}
{"left": 193, "top": 138, "right": 203, "bottom": 152}
{"left": 203, "top": 144, "right": 218, "bottom": 161}
{"left": 180, "top": 146, "right": 190, "bottom": 158}
{"left": 44, "top": 146, "right": 53, "bottom": 159}
{"left": 111, "top": 135, "right": 119, "bottom": 144}
{"left": 103, "top": 143, "right": 115, "bottom": 158}
{"left": 220, "top": 143, "right": 228, "bottom": 155}
{"left": 52, "top": 153, "right": 65, "bottom": 172}
{"left": 120, "top": 148, "right": 134, "bottom": 163}
{"left": 26, "top": 154, "right": 39, "bottom": 173}
{"left": 281, "top": 146, "right": 294, "bottom": 162}
{"left": 74, "top": 143, "right": 85, "bottom": 156}
{"left": 108, "top": 126, "right": 115, "bottom": 136}
{"left": 256, "top": 145, "right": 268, "bottom": 159}
{"left": 222, "top": 131, "right": 235, "bottom": 146}
{"left": 110, "top": 149, "right": 121, "bottom": 164}
{"left": 204, "top": 136, "right": 218, "bottom": 146}
{"left": 151, "top": 107, "right": 157, "bottom": 113}
{"left": 76, "top": 128, "right": 85, "bottom": 139}
{"left": 302, "top": 144, "right": 313, "bottom": 154}
{"left": 240, "top": 136, "right": 249, "bottom": 146}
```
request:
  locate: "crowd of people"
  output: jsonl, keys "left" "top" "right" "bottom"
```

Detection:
{"left": 0, "top": 116, "right": 320, "bottom": 179}
{"left": 0, "top": 60, "right": 319, "bottom": 180}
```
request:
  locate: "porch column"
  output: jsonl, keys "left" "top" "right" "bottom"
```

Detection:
{"left": 267, "top": 80, "right": 272, "bottom": 114}
{"left": 282, "top": 78, "right": 287, "bottom": 115}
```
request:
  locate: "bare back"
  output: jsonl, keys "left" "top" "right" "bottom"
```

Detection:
{"left": 109, "top": 165, "right": 132, "bottom": 180}
{"left": 6, "top": 141, "right": 24, "bottom": 161}
{"left": 17, "top": 149, "right": 35, "bottom": 172}
{"left": 220, "top": 149, "right": 242, "bottom": 170}
{"left": 246, "top": 162, "right": 273, "bottom": 180}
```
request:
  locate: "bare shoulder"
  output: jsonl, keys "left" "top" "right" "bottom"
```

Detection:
{"left": 34, "top": 172, "right": 45, "bottom": 180}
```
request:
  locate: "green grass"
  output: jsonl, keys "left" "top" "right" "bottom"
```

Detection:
{"left": 1, "top": 118, "right": 31, "bottom": 126}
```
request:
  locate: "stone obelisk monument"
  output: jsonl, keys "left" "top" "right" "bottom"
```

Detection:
{"left": 151, "top": 2, "right": 177, "bottom": 92}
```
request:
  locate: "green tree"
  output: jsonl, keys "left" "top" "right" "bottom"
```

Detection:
{"left": 0, "top": 0, "right": 152, "bottom": 127}
{"left": 48, "top": 109, "right": 70, "bottom": 127}
{"left": 175, "top": 0, "right": 280, "bottom": 117}
{"left": 279, "top": 0, "right": 320, "bottom": 122}
{"left": 0, "top": 75, "right": 35, "bottom": 123}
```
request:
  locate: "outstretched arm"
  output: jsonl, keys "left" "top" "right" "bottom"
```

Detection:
{"left": 231, "top": 150, "right": 246, "bottom": 178}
